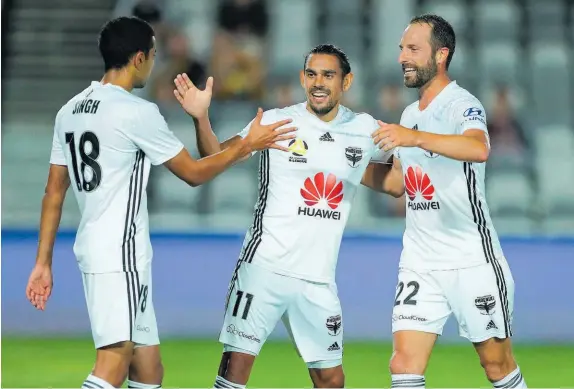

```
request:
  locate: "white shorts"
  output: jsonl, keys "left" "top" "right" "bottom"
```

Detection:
{"left": 219, "top": 263, "right": 343, "bottom": 364}
{"left": 392, "top": 258, "right": 515, "bottom": 343}
{"left": 82, "top": 269, "right": 159, "bottom": 349}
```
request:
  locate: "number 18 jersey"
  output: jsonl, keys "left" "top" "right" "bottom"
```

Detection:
{"left": 50, "top": 81, "right": 184, "bottom": 273}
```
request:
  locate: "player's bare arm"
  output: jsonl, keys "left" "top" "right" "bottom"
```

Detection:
{"left": 373, "top": 121, "right": 489, "bottom": 163}
{"left": 26, "top": 164, "right": 70, "bottom": 311}
{"left": 173, "top": 73, "right": 296, "bottom": 163}
{"left": 163, "top": 108, "right": 296, "bottom": 186}
{"left": 361, "top": 156, "right": 405, "bottom": 198}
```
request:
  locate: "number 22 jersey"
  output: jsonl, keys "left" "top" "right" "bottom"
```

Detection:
{"left": 50, "top": 81, "right": 184, "bottom": 273}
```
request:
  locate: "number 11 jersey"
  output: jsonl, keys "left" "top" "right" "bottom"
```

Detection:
{"left": 50, "top": 81, "right": 184, "bottom": 273}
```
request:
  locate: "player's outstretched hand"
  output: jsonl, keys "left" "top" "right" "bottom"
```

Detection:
{"left": 244, "top": 108, "right": 297, "bottom": 152}
{"left": 173, "top": 73, "right": 213, "bottom": 119}
{"left": 25, "top": 263, "right": 53, "bottom": 311}
{"left": 372, "top": 120, "right": 419, "bottom": 151}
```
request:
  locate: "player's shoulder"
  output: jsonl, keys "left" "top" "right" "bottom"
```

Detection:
{"left": 444, "top": 81, "right": 485, "bottom": 112}
{"left": 340, "top": 107, "right": 379, "bottom": 134}
{"left": 266, "top": 102, "right": 307, "bottom": 122}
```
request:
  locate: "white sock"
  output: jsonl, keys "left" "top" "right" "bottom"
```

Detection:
{"left": 493, "top": 366, "right": 527, "bottom": 388}
{"left": 214, "top": 375, "right": 246, "bottom": 388}
{"left": 127, "top": 379, "right": 161, "bottom": 388}
{"left": 82, "top": 374, "right": 115, "bottom": 389}
{"left": 391, "top": 373, "right": 426, "bottom": 388}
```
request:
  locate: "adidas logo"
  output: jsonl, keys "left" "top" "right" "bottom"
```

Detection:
{"left": 486, "top": 320, "right": 498, "bottom": 330}
{"left": 327, "top": 342, "right": 340, "bottom": 351}
{"left": 319, "top": 132, "right": 335, "bottom": 142}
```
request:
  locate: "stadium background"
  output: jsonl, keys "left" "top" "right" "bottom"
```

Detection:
{"left": 1, "top": 0, "right": 573, "bottom": 387}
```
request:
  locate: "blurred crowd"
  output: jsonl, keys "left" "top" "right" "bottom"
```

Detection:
{"left": 127, "top": 0, "right": 532, "bottom": 218}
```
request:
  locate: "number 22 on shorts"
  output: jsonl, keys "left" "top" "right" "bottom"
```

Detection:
{"left": 394, "top": 281, "right": 420, "bottom": 306}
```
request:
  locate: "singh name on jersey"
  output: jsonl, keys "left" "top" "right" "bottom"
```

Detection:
{"left": 395, "top": 81, "right": 503, "bottom": 270}
{"left": 50, "top": 81, "right": 184, "bottom": 273}
{"left": 234, "top": 102, "right": 392, "bottom": 283}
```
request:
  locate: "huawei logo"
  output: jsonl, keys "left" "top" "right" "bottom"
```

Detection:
{"left": 405, "top": 166, "right": 434, "bottom": 201}
{"left": 298, "top": 173, "right": 344, "bottom": 220}
{"left": 301, "top": 173, "right": 344, "bottom": 209}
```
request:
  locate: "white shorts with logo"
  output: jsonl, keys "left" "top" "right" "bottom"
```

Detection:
{"left": 82, "top": 268, "right": 159, "bottom": 349}
{"left": 392, "top": 258, "right": 515, "bottom": 342}
{"left": 219, "top": 262, "right": 343, "bottom": 364}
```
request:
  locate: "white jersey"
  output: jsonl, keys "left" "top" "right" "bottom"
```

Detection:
{"left": 50, "top": 81, "right": 184, "bottom": 273}
{"left": 396, "top": 81, "right": 503, "bottom": 270}
{"left": 235, "top": 103, "right": 391, "bottom": 283}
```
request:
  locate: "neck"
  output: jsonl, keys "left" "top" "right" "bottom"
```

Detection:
{"left": 418, "top": 73, "right": 451, "bottom": 110}
{"left": 101, "top": 68, "right": 135, "bottom": 92}
{"left": 306, "top": 102, "right": 340, "bottom": 122}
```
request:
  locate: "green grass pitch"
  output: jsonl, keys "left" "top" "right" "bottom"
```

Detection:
{"left": 2, "top": 338, "right": 573, "bottom": 387}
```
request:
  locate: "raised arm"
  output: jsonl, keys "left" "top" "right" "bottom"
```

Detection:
{"left": 167, "top": 109, "right": 295, "bottom": 186}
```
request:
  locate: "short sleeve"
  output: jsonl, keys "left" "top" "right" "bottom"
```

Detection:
{"left": 367, "top": 117, "right": 393, "bottom": 164}
{"left": 129, "top": 104, "right": 185, "bottom": 165}
{"left": 236, "top": 109, "right": 280, "bottom": 156}
{"left": 49, "top": 114, "right": 67, "bottom": 166}
{"left": 452, "top": 99, "right": 488, "bottom": 135}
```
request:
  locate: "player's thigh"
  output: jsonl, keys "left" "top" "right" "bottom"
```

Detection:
{"left": 284, "top": 280, "right": 343, "bottom": 366}
{"left": 83, "top": 270, "right": 159, "bottom": 350}
{"left": 83, "top": 272, "right": 136, "bottom": 349}
{"left": 132, "top": 269, "right": 160, "bottom": 348}
{"left": 449, "top": 258, "right": 515, "bottom": 343}
{"left": 391, "top": 267, "right": 450, "bottom": 336}
{"left": 219, "top": 263, "right": 292, "bottom": 356}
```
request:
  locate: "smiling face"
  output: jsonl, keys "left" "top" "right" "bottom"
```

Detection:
{"left": 300, "top": 53, "right": 353, "bottom": 119}
{"left": 398, "top": 23, "right": 439, "bottom": 89}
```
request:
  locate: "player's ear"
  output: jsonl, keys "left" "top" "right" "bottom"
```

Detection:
{"left": 342, "top": 72, "right": 354, "bottom": 92}
{"left": 436, "top": 48, "right": 449, "bottom": 68}
{"left": 133, "top": 51, "right": 146, "bottom": 70}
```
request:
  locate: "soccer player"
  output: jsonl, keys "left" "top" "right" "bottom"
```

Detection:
{"left": 24, "top": 16, "right": 295, "bottom": 389}
{"left": 172, "top": 44, "right": 393, "bottom": 388}
{"left": 362, "top": 14, "right": 527, "bottom": 388}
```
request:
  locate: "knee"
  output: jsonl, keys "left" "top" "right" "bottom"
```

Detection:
{"left": 313, "top": 370, "right": 345, "bottom": 388}
{"left": 389, "top": 350, "right": 426, "bottom": 376}
{"left": 480, "top": 355, "right": 516, "bottom": 382}
{"left": 129, "top": 360, "right": 164, "bottom": 383}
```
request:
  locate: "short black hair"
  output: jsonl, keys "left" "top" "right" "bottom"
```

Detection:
{"left": 98, "top": 16, "right": 155, "bottom": 72}
{"left": 410, "top": 14, "right": 456, "bottom": 69}
{"left": 304, "top": 44, "right": 351, "bottom": 76}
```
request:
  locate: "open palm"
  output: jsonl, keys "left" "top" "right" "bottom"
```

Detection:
{"left": 173, "top": 73, "right": 213, "bottom": 118}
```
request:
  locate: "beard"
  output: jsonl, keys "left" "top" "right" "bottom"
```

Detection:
{"left": 308, "top": 99, "right": 337, "bottom": 116}
{"left": 308, "top": 88, "right": 338, "bottom": 116}
{"left": 403, "top": 57, "right": 438, "bottom": 89}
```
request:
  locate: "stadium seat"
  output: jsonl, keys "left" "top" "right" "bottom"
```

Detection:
{"left": 533, "top": 125, "right": 574, "bottom": 158}
{"left": 529, "top": 43, "right": 571, "bottom": 127}
{"left": 486, "top": 171, "right": 534, "bottom": 217}
{"left": 420, "top": 1, "right": 466, "bottom": 37}
{"left": 476, "top": 42, "right": 520, "bottom": 88}
{"left": 268, "top": 0, "right": 316, "bottom": 74}
{"left": 209, "top": 167, "right": 257, "bottom": 216}
{"left": 153, "top": 167, "right": 203, "bottom": 212}
{"left": 372, "top": 0, "right": 416, "bottom": 69}
{"left": 525, "top": 1, "right": 567, "bottom": 43}
{"left": 534, "top": 156, "right": 574, "bottom": 216}
{"left": 474, "top": 0, "right": 519, "bottom": 42}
